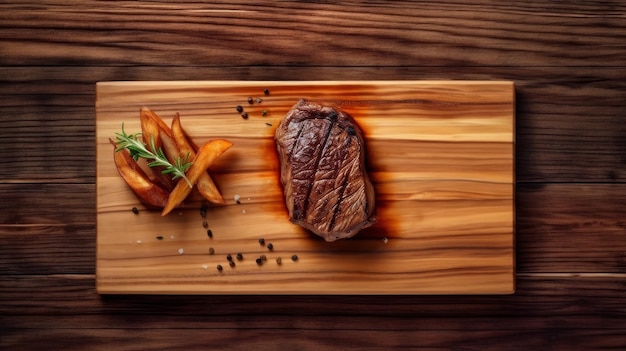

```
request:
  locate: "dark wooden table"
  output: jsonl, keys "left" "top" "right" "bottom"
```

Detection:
{"left": 1, "top": 1, "right": 625, "bottom": 350}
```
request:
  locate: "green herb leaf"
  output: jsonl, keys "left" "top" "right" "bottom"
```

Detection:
{"left": 114, "top": 123, "right": 193, "bottom": 188}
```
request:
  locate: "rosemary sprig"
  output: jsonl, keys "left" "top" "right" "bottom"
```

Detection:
{"left": 114, "top": 123, "right": 193, "bottom": 188}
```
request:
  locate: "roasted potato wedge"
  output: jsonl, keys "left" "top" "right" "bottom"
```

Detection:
{"left": 110, "top": 139, "right": 169, "bottom": 209}
{"left": 162, "top": 139, "right": 233, "bottom": 216}
{"left": 140, "top": 107, "right": 177, "bottom": 191}
{"left": 171, "top": 113, "right": 226, "bottom": 205}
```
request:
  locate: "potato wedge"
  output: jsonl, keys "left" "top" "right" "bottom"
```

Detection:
{"left": 171, "top": 113, "right": 194, "bottom": 157}
{"left": 161, "top": 139, "right": 233, "bottom": 216}
{"left": 110, "top": 139, "right": 169, "bottom": 209}
{"left": 135, "top": 157, "right": 158, "bottom": 183}
{"left": 171, "top": 114, "right": 226, "bottom": 205}
{"left": 196, "top": 169, "right": 226, "bottom": 205}
{"left": 159, "top": 128, "right": 184, "bottom": 165}
{"left": 140, "top": 107, "right": 176, "bottom": 191}
{"left": 183, "top": 127, "right": 200, "bottom": 152}
{"left": 140, "top": 106, "right": 173, "bottom": 139}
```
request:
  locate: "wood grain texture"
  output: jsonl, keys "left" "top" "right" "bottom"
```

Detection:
{"left": 1, "top": 1, "right": 624, "bottom": 67}
{"left": 4, "top": 326, "right": 626, "bottom": 351}
{"left": 2, "top": 184, "right": 624, "bottom": 276}
{"left": 1, "top": 0, "right": 625, "bottom": 349}
{"left": 95, "top": 81, "right": 514, "bottom": 294}
{"left": 2, "top": 274, "right": 625, "bottom": 350}
{"left": 2, "top": 66, "right": 624, "bottom": 183}
{"left": 3, "top": 274, "right": 625, "bottom": 322}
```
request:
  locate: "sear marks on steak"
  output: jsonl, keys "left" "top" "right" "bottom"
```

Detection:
{"left": 275, "top": 99, "right": 376, "bottom": 242}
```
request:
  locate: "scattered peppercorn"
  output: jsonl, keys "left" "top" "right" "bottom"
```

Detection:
{"left": 265, "top": 122, "right": 272, "bottom": 127}
{"left": 260, "top": 254, "right": 267, "bottom": 261}
{"left": 200, "top": 204, "right": 207, "bottom": 217}
{"left": 256, "top": 97, "right": 263, "bottom": 103}
{"left": 226, "top": 254, "right": 233, "bottom": 261}
{"left": 262, "top": 109, "right": 267, "bottom": 116}
{"left": 263, "top": 88, "right": 270, "bottom": 96}
{"left": 206, "top": 229, "right": 213, "bottom": 238}
{"left": 267, "top": 243, "right": 274, "bottom": 251}
{"left": 247, "top": 97, "right": 253, "bottom": 104}
{"left": 256, "top": 257, "right": 263, "bottom": 265}
{"left": 276, "top": 257, "right": 282, "bottom": 265}
{"left": 156, "top": 236, "right": 164, "bottom": 240}
{"left": 217, "top": 264, "right": 223, "bottom": 271}
{"left": 132, "top": 207, "right": 139, "bottom": 214}
{"left": 241, "top": 112, "right": 248, "bottom": 119}
{"left": 202, "top": 220, "right": 208, "bottom": 229}
{"left": 258, "top": 238, "right": 265, "bottom": 245}
{"left": 229, "top": 261, "right": 236, "bottom": 268}
{"left": 236, "top": 253, "right": 243, "bottom": 261}
{"left": 291, "top": 254, "right": 299, "bottom": 261}
{"left": 236, "top": 105, "right": 243, "bottom": 113}
{"left": 208, "top": 247, "right": 215, "bottom": 255}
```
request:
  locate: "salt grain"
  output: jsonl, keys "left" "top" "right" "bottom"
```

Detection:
{"left": 383, "top": 237, "right": 389, "bottom": 244}
{"left": 201, "top": 264, "right": 208, "bottom": 270}
{"left": 136, "top": 240, "right": 142, "bottom": 244}
{"left": 178, "top": 248, "right": 184, "bottom": 255}
{"left": 241, "top": 209, "right": 246, "bottom": 214}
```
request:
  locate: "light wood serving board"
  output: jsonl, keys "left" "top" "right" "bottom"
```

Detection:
{"left": 96, "top": 81, "right": 515, "bottom": 294}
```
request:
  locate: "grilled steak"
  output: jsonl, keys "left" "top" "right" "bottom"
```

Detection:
{"left": 275, "top": 99, "right": 376, "bottom": 241}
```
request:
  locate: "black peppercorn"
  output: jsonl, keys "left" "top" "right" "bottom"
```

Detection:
{"left": 200, "top": 204, "right": 207, "bottom": 217}
{"left": 256, "top": 257, "right": 263, "bottom": 265}
{"left": 217, "top": 264, "right": 223, "bottom": 271}
{"left": 256, "top": 97, "right": 262, "bottom": 103}
{"left": 208, "top": 247, "right": 215, "bottom": 255}
{"left": 206, "top": 229, "right": 213, "bottom": 238}
{"left": 258, "top": 238, "right": 265, "bottom": 245}
{"left": 276, "top": 257, "right": 282, "bottom": 265}
{"left": 229, "top": 261, "right": 236, "bottom": 268}
{"left": 241, "top": 112, "right": 248, "bottom": 119}
{"left": 291, "top": 254, "right": 299, "bottom": 262}
{"left": 132, "top": 207, "right": 139, "bottom": 214}
{"left": 156, "top": 236, "right": 163, "bottom": 240}
{"left": 247, "top": 97, "right": 253, "bottom": 104}
{"left": 236, "top": 253, "right": 243, "bottom": 261}
{"left": 263, "top": 88, "right": 270, "bottom": 96}
{"left": 236, "top": 105, "right": 243, "bottom": 113}
{"left": 202, "top": 220, "right": 208, "bottom": 228}
{"left": 262, "top": 109, "right": 267, "bottom": 116}
{"left": 226, "top": 254, "right": 233, "bottom": 261}
{"left": 267, "top": 243, "right": 274, "bottom": 251}
{"left": 260, "top": 254, "right": 267, "bottom": 261}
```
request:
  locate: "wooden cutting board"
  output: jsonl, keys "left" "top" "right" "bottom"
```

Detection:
{"left": 96, "top": 81, "right": 515, "bottom": 294}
